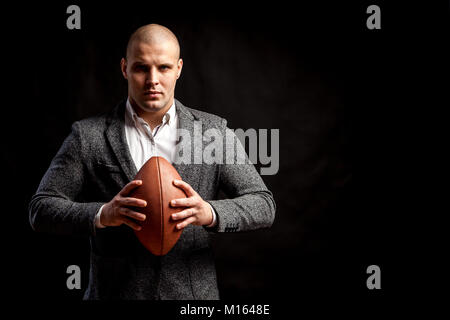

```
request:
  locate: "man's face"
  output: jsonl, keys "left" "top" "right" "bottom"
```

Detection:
{"left": 121, "top": 41, "right": 182, "bottom": 113}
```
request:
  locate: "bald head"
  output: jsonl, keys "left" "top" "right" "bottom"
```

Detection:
{"left": 126, "top": 24, "right": 180, "bottom": 60}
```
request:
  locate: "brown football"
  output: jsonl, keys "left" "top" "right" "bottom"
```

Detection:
{"left": 128, "top": 156, "right": 186, "bottom": 256}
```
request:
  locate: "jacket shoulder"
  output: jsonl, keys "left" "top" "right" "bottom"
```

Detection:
{"left": 183, "top": 105, "right": 227, "bottom": 128}
{"left": 68, "top": 114, "right": 111, "bottom": 150}
{"left": 72, "top": 112, "right": 110, "bottom": 133}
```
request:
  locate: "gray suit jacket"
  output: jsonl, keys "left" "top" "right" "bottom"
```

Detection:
{"left": 29, "top": 99, "right": 276, "bottom": 300}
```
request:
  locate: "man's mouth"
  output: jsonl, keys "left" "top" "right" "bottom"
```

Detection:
{"left": 144, "top": 91, "right": 162, "bottom": 98}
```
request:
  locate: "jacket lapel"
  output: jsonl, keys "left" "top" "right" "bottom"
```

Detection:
{"left": 172, "top": 99, "right": 203, "bottom": 247}
{"left": 105, "top": 101, "right": 138, "bottom": 182}
{"left": 172, "top": 99, "right": 203, "bottom": 192}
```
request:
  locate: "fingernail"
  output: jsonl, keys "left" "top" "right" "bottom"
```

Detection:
{"left": 171, "top": 200, "right": 176, "bottom": 205}
{"left": 172, "top": 214, "right": 177, "bottom": 219}
{"left": 137, "top": 180, "right": 142, "bottom": 185}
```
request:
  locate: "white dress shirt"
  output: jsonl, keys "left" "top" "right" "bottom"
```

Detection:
{"left": 95, "top": 98, "right": 216, "bottom": 228}
{"left": 124, "top": 98, "right": 178, "bottom": 171}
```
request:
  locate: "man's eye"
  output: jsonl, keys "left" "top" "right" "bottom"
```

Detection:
{"left": 160, "top": 65, "right": 170, "bottom": 71}
{"left": 135, "top": 65, "right": 148, "bottom": 72}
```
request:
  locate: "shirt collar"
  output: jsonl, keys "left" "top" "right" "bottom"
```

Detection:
{"left": 125, "top": 98, "right": 176, "bottom": 127}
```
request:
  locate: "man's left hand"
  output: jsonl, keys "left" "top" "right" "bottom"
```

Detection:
{"left": 170, "top": 179, "right": 213, "bottom": 229}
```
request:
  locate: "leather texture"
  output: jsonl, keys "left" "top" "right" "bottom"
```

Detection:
{"left": 130, "top": 156, "right": 186, "bottom": 256}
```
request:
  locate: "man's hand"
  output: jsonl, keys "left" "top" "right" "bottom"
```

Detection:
{"left": 100, "top": 180, "right": 148, "bottom": 231}
{"left": 170, "top": 179, "right": 213, "bottom": 229}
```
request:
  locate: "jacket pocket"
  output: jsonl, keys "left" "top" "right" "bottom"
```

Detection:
{"left": 88, "top": 162, "right": 125, "bottom": 199}
{"left": 95, "top": 161, "right": 123, "bottom": 173}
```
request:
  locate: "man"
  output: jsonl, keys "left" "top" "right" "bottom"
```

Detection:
{"left": 29, "top": 24, "right": 275, "bottom": 300}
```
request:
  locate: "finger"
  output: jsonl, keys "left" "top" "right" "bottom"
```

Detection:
{"left": 120, "top": 180, "right": 143, "bottom": 196}
{"left": 170, "top": 197, "right": 195, "bottom": 208}
{"left": 173, "top": 179, "right": 195, "bottom": 197}
{"left": 172, "top": 208, "right": 195, "bottom": 221}
{"left": 119, "top": 208, "right": 146, "bottom": 221}
{"left": 121, "top": 217, "right": 142, "bottom": 231}
{"left": 120, "top": 197, "right": 147, "bottom": 208}
{"left": 176, "top": 216, "right": 197, "bottom": 230}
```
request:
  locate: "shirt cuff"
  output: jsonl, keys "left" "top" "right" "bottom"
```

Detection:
{"left": 95, "top": 204, "right": 106, "bottom": 228}
{"left": 206, "top": 202, "right": 217, "bottom": 228}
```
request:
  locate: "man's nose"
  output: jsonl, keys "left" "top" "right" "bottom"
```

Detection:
{"left": 146, "top": 69, "right": 159, "bottom": 86}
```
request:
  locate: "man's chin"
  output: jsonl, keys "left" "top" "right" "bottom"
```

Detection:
{"left": 137, "top": 100, "right": 165, "bottom": 113}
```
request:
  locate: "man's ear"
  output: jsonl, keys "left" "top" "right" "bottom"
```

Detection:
{"left": 176, "top": 59, "right": 183, "bottom": 79}
{"left": 120, "top": 58, "right": 128, "bottom": 79}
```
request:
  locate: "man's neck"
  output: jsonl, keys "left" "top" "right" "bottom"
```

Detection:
{"left": 130, "top": 98, "right": 173, "bottom": 131}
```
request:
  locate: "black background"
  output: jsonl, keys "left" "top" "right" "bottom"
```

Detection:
{"left": 2, "top": 0, "right": 449, "bottom": 315}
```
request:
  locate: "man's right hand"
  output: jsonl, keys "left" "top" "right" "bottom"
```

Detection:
{"left": 100, "top": 180, "right": 147, "bottom": 231}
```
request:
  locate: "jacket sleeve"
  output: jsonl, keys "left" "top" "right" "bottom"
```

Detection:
{"left": 28, "top": 122, "right": 103, "bottom": 236}
{"left": 207, "top": 120, "right": 276, "bottom": 233}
